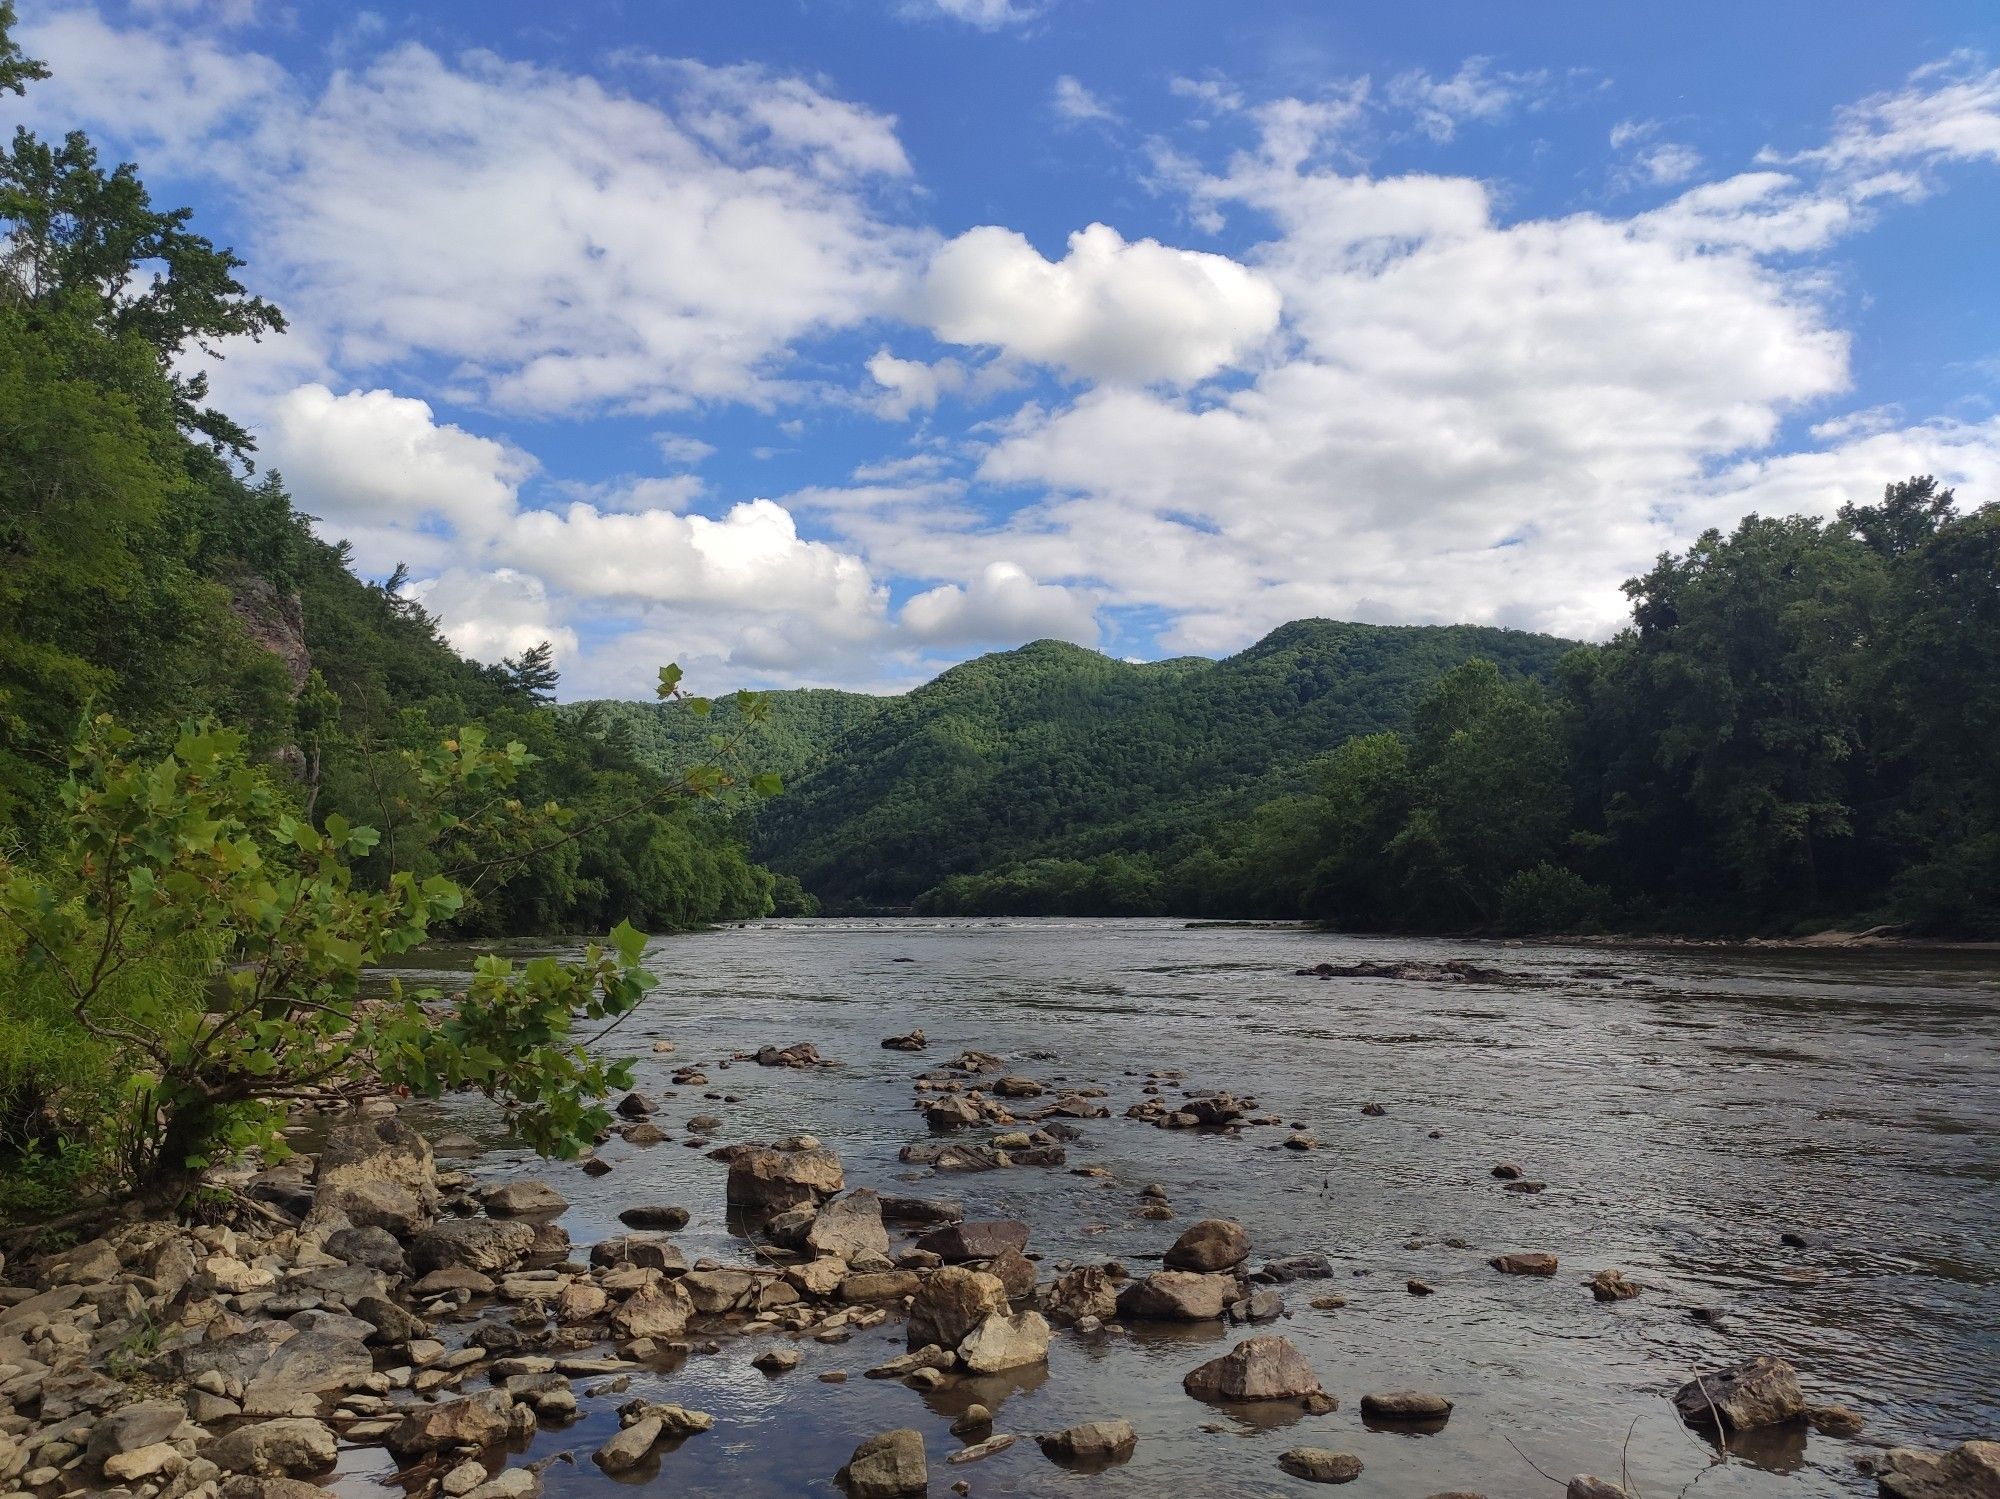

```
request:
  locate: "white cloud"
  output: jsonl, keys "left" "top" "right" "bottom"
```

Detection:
{"left": 902, "top": 0, "right": 1045, "bottom": 29}
{"left": 913, "top": 223, "right": 1281, "bottom": 384}
{"left": 652, "top": 433, "right": 717, "bottom": 465}
{"left": 403, "top": 567, "right": 578, "bottom": 667}
{"left": 1052, "top": 75, "right": 1117, "bottom": 125}
{"left": 1792, "top": 54, "right": 2000, "bottom": 178}
{"left": 901, "top": 561, "right": 1099, "bottom": 646}
{"left": 24, "top": 17, "right": 925, "bottom": 416}
{"left": 1387, "top": 58, "right": 1545, "bottom": 142}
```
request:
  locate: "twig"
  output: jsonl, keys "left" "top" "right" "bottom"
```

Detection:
{"left": 1622, "top": 1413, "right": 1641, "bottom": 1499}
{"left": 1502, "top": 1434, "right": 1567, "bottom": 1489}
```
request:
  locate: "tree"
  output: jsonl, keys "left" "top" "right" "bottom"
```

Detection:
{"left": 0, "top": 3, "right": 48, "bottom": 97}
{"left": 500, "top": 641, "right": 561, "bottom": 704}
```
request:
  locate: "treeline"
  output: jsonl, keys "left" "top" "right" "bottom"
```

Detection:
{"left": 922, "top": 481, "right": 2000, "bottom": 937}
{"left": 0, "top": 24, "right": 773, "bottom": 938}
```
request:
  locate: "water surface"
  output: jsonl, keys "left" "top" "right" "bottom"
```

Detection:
{"left": 359, "top": 919, "right": 2000, "bottom": 1499}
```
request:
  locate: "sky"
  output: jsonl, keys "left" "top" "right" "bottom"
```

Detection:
{"left": 10, "top": 0, "right": 2000, "bottom": 699}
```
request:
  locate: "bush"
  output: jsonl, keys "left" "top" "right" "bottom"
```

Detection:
{"left": 1496, "top": 862, "right": 1611, "bottom": 935}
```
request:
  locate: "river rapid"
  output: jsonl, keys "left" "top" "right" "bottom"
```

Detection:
{"left": 359, "top": 918, "right": 2000, "bottom": 1499}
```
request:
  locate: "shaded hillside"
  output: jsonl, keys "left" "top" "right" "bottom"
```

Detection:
{"left": 581, "top": 620, "right": 1574, "bottom": 908}
{"left": 569, "top": 689, "right": 886, "bottom": 795}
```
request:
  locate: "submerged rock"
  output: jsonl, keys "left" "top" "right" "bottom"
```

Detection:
{"left": 1491, "top": 1252, "right": 1559, "bottom": 1276}
{"left": 1361, "top": 1391, "right": 1454, "bottom": 1422}
{"left": 1038, "top": 1419, "right": 1137, "bottom": 1468}
{"left": 1590, "top": 1269, "right": 1641, "bottom": 1302}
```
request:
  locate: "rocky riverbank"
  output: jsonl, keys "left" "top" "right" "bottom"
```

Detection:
{"left": 1, "top": 1013, "right": 1993, "bottom": 1499}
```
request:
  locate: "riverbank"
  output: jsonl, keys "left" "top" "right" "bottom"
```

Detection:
{"left": 3, "top": 922, "right": 1995, "bottom": 1498}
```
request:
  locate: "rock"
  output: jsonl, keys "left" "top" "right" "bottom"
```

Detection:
{"left": 443, "top": 1460, "right": 490, "bottom": 1497}
{"left": 556, "top": 1283, "right": 608, "bottom": 1322}
{"left": 1254, "top": 1254, "right": 1334, "bottom": 1284}
{"left": 105, "top": 1443, "right": 185, "bottom": 1482}
{"left": 1807, "top": 1403, "right": 1864, "bottom": 1437}
{"left": 1164, "top": 1219, "right": 1251, "bottom": 1272}
{"left": 1044, "top": 1265, "right": 1119, "bottom": 1325}
{"left": 986, "top": 1245, "right": 1037, "bottom": 1301}
{"left": 1590, "top": 1269, "right": 1641, "bottom": 1302}
{"left": 687, "top": 1114, "right": 724, "bottom": 1134}
{"left": 616, "top": 1092, "right": 657, "bottom": 1118}
{"left": 621, "top": 1121, "right": 667, "bottom": 1145}
{"left": 590, "top": 1234, "right": 687, "bottom": 1273}
{"left": 241, "top": 1331, "right": 372, "bottom": 1411}
{"left": 681, "top": 1267, "right": 762, "bottom": 1314}
{"left": 752, "top": 1347, "right": 802, "bottom": 1374}
{"left": 755, "top": 1041, "right": 826, "bottom": 1068}
{"left": 479, "top": 1181, "right": 568, "bottom": 1217}
{"left": 1038, "top": 1420, "right": 1137, "bottom": 1468}
{"left": 915, "top": 1219, "right": 1030, "bottom": 1262}
{"left": 387, "top": 1392, "right": 513, "bottom": 1457}
{"left": 838, "top": 1429, "right": 927, "bottom": 1499}
{"left": 1491, "top": 1252, "right": 1559, "bottom": 1276}
{"left": 1117, "top": 1270, "right": 1237, "bottom": 1321}
{"left": 1182, "top": 1336, "right": 1324, "bottom": 1402}
{"left": 1285, "top": 1133, "right": 1318, "bottom": 1150}
{"left": 1672, "top": 1355, "right": 1805, "bottom": 1434}
{"left": 409, "top": 1218, "right": 535, "bottom": 1275}
{"left": 467, "top": 1470, "right": 540, "bottom": 1499}
{"left": 1504, "top": 1180, "right": 1548, "bottom": 1194}
{"left": 88, "top": 1401, "right": 189, "bottom": 1466}
{"left": 1406, "top": 1278, "right": 1436, "bottom": 1296}
{"left": 725, "top": 1144, "right": 844, "bottom": 1216}
{"left": 610, "top": 1281, "right": 693, "bottom": 1340}
{"left": 313, "top": 1116, "right": 438, "bottom": 1230}
{"left": 925, "top": 1095, "right": 985, "bottom": 1130}
{"left": 957, "top": 1310, "right": 1050, "bottom": 1373}
{"left": 208, "top": 1419, "right": 340, "bottom": 1476}
{"left": 1281, "top": 1449, "right": 1364, "bottom": 1483}
{"left": 951, "top": 1405, "right": 992, "bottom": 1436}
{"left": 324, "top": 1224, "right": 407, "bottom": 1274}
{"left": 842, "top": 1270, "right": 925, "bottom": 1303}
{"left": 867, "top": 1347, "right": 955, "bottom": 1379}
{"left": 1492, "top": 1163, "right": 1523, "bottom": 1179}
{"left": 1361, "top": 1391, "right": 1453, "bottom": 1422}
{"left": 948, "top": 1434, "right": 1016, "bottom": 1465}
{"left": 1567, "top": 1480, "right": 1630, "bottom": 1499}
{"left": 594, "top": 1418, "right": 662, "bottom": 1474}
{"left": 616, "top": 1203, "right": 691, "bottom": 1230}
{"left": 1227, "top": 1288, "right": 1285, "bottom": 1323}
{"left": 353, "top": 1293, "right": 424, "bottom": 1344}
{"left": 1875, "top": 1440, "right": 2000, "bottom": 1499}
{"left": 908, "top": 1268, "right": 1009, "bottom": 1350}
{"left": 807, "top": 1189, "right": 890, "bottom": 1261}
{"left": 881, "top": 1195, "right": 964, "bottom": 1225}
{"left": 881, "top": 1030, "right": 927, "bottom": 1051}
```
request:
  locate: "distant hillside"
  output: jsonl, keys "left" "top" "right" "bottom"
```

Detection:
{"left": 569, "top": 689, "right": 886, "bottom": 793}
{"left": 574, "top": 619, "right": 1577, "bottom": 909}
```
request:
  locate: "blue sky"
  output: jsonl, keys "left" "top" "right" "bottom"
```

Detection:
{"left": 11, "top": 0, "right": 2000, "bottom": 697}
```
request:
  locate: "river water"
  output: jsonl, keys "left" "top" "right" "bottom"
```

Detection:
{"left": 357, "top": 918, "right": 2000, "bottom": 1499}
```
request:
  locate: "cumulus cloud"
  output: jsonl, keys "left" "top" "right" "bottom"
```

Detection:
{"left": 901, "top": 562, "right": 1099, "bottom": 646}
{"left": 403, "top": 568, "right": 578, "bottom": 667}
{"left": 1791, "top": 54, "right": 2000, "bottom": 177}
{"left": 23, "top": 16, "right": 924, "bottom": 416}
{"left": 913, "top": 223, "right": 1281, "bottom": 384}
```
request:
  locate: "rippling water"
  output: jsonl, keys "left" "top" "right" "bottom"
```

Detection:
{"left": 353, "top": 918, "right": 2000, "bottom": 1499}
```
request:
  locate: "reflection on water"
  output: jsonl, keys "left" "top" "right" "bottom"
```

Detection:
{"left": 364, "top": 919, "right": 2000, "bottom": 1498}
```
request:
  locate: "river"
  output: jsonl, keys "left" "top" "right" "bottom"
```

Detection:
{"left": 355, "top": 917, "right": 2000, "bottom": 1499}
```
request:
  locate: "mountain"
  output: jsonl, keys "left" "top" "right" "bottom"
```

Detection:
{"left": 569, "top": 688, "right": 887, "bottom": 794}
{"left": 578, "top": 619, "right": 1578, "bottom": 908}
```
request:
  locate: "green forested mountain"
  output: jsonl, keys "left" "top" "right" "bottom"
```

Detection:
{"left": 570, "top": 689, "right": 886, "bottom": 796}
{"left": 584, "top": 620, "right": 1575, "bottom": 909}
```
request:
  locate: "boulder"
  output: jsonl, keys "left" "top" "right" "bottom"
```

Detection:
{"left": 881, "top": 1030, "right": 926, "bottom": 1051}
{"left": 1117, "top": 1270, "right": 1236, "bottom": 1321}
{"left": 241, "top": 1331, "right": 372, "bottom": 1411}
{"left": 324, "top": 1224, "right": 407, "bottom": 1274}
{"left": 956, "top": 1309, "right": 1050, "bottom": 1373}
{"left": 1043, "top": 1265, "right": 1119, "bottom": 1326}
{"left": 880, "top": 1195, "right": 963, "bottom": 1226}
{"left": 838, "top": 1429, "right": 927, "bottom": 1499}
{"left": 1361, "top": 1391, "right": 1453, "bottom": 1422}
{"left": 680, "top": 1268, "right": 761, "bottom": 1314}
{"left": 1182, "top": 1336, "right": 1324, "bottom": 1402}
{"left": 806, "top": 1190, "right": 890, "bottom": 1261}
{"left": 914, "top": 1219, "right": 1029, "bottom": 1263}
{"left": 610, "top": 1281, "right": 693, "bottom": 1340}
{"left": 842, "top": 1270, "right": 925, "bottom": 1303}
{"left": 1282, "top": 1449, "right": 1364, "bottom": 1483}
{"left": 1672, "top": 1355, "right": 1805, "bottom": 1434}
{"left": 387, "top": 1392, "right": 513, "bottom": 1457}
{"left": 208, "top": 1419, "right": 339, "bottom": 1476}
{"left": 594, "top": 1418, "right": 663, "bottom": 1474}
{"left": 409, "top": 1218, "right": 535, "bottom": 1275}
{"left": 753, "top": 1347, "right": 802, "bottom": 1374}
{"left": 616, "top": 1092, "right": 657, "bottom": 1118}
{"left": 1590, "top": 1269, "right": 1640, "bottom": 1302}
{"left": 313, "top": 1117, "right": 437, "bottom": 1229}
{"left": 1037, "top": 1420, "right": 1136, "bottom": 1468}
{"left": 1163, "top": 1219, "right": 1251, "bottom": 1273}
{"left": 479, "top": 1181, "right": 568, "bottom": 1217}
{"left": 924, "top": 1096, "right": 985, "bottom": 1130}
{"left": 1875, "top": 1440, "right": 2000, "bottom": 1499}
{"left": 353, "top": 1293, "right": 424, "bottom": 1345}
{"left": 725, "top": 1144, "right": 844, "bottom": 1215}
{"left": 104, "top": 1443, "right": 184, "bottom": 1482}
{"left": 1491, "top": 1252, "right": 1559, "bottom": 1276}
{"left": 908, "top": 1267, "right": 1009, "bottom": 1350}
{"left": 986, "top": 1245, "right": 1036, "bottom": 1300}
